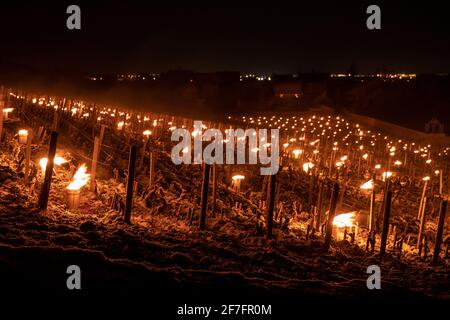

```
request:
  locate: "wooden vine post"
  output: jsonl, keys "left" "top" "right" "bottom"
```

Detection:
{"left": 199, "top": 163, "right": 211, "bottom": 230}
{"left": 324, "top": 182, "right": 340, "bottom": 250}
{"left": 211, "top": 163, "right": 217, "bottom": 217}
{"left": 418, "top": 180, "right": 428, "bottom": 219}
{"left": 124, "top": 144, "right": 137, "bottom": 224}
{"left": 149, "top": 151, "right": 156, "bottom": 187}
{"left": 24, "top": 129, "right": 33, "bottom": 185}
{"left": 99, "top": 124, "right": 106, "bottom": 145}
{"left": 315, "top": 181, "right": 324, "bottom": 231}
{"left": 266, "top": 173, "right": 277, "bottom": 239}
{"left": 38, "top": 131, "right": 59, "bottom": 211}
{"left": 0, "top": 86, "right": 4, "bottom": 142}
{"left": 416, "top": 196, "right": 427, "bottom": 252}
{"left": 380, "top": 190, "right": 392, "bottom": 256}
{"left": 90, "top": 136, "right": 101, "bottom": 192}
{"left": 432, "top": 200, "right": 448, "bottom": 263}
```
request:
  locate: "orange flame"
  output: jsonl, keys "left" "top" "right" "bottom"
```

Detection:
{"left": 333, "top": 212, "right": 356, "bottom": 228}
{"left": 360, "top": 179, "right": 373, "bottom": 190}
{"left": 67, "top": 164, "right": 91, "bottom": 190}
{"left": 302, "top": 162, "right": 314, "bottom": 173}
{"left": 39, "top": 156, "right": 68, "bottom": 173}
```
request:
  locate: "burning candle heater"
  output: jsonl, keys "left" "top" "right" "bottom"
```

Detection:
{"left": 66, "top": 188, "right": 81, "bottom": 210}
{"left": 2, "top": 108, "right": 14, "bottom": 120}
{"left": 143, "top": 129, "right": 152, "bottom": 137}
{"left": 292, "top": 149, "right": 302, "bottom": 159}
{"left": 66, "top": 164, "right": 90, "bottom": 210}
{"left": 332, "top": 212, "right": 358, "bottom": 242}
{"left": 231, "top": 174, "right": 245, "bottom": 192}
{"left": 117, "top": 121, "right": 124, "bottom": 131}
{"left": 18, "top": 129, "right": 28, "bottom": 144}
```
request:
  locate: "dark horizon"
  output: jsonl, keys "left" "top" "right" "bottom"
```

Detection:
{"left": 1, "top": 1, "right": 450, "bottom": 74}
{"left": 3, "top": 58, "right": 449, "bottom": 77}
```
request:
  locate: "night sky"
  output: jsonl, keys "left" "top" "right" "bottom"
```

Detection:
{"left": 1, "top": 1, "right": 450, "bottom": 74}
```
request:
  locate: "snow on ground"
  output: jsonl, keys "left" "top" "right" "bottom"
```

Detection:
{"left": 0, "top": 142, "right": 448, "bottom": 301}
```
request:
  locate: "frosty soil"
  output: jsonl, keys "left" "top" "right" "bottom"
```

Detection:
{"left": 0, "top": 143, "right": 448, "bottom": 298}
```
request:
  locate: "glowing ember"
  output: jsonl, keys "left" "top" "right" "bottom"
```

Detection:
{"left": 67, "top": 164, "right": 91, "bottom": 191}
{"left": 360, "top": 179, "right": 373, "bottom": 190}
{"left": 292, "top": 149, "right": 302, "bottom": 158}
{"left": 302, "top": 162, "right": 314, "bottom": 173}
{"left": 333, "top": 212, "right": 356, "bottom": 228}
{"left": 382, "top": 171, "right": 393, "bottom": 181}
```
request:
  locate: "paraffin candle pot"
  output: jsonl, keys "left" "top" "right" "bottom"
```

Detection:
{"left": 18, "top": 129, "right": 28, "bottom": 144}
{"left": 66, "top": 189, "right": 81, "bottom": 210}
